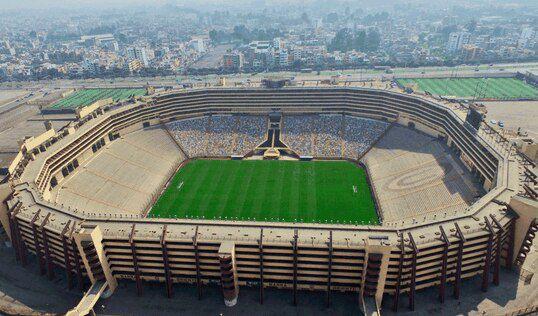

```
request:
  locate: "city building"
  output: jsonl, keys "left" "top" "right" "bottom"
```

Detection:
{"left": 222, "top": 52, "right": 244, "bottom": 70}
{"left": 128, "top": 59, "right": 143, "bottom": 73}
{"left": 518, "top": 27, "right": 536, "bottom": 50}
{"left": 127, "top": 47, "right": 149, "bottom": 67}
{"left": 447, "top": 32, "right": 471, "bottom": 53}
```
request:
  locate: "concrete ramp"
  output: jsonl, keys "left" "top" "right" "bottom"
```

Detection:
{"left": 66, "top": 280, "right": 107, "bottom": 316}
{"left": 362, "top": 296, "right": 381, "bottom": 316}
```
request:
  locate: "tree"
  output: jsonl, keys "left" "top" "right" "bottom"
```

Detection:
{"left": 328, "top": 28, "right": 352, "bottom": 52}
{"left": 328, "top": 28, "right": 380, "bottom": 53}
{"left": 232, "top": 25, "right": 251, "bottom": 43}
{"left": 365, "top": 29, "right": 381, "bottom": 52}
{"left": 465, "top": 20, "right": 477, "bottom": 33}
{"left": 353, "top": 30, "right": 366, "bottom": 51}
{"left": 440, "top": 25, "right": 458, "bottom": 40}
{"left": 301, "top": 12, "right": 310, "bottom": 25}
{"left": 209, "top": 29, "right": 218, "bottom": 43}
{"left": 325, "top": 12, "right": 339, "bottom": 24}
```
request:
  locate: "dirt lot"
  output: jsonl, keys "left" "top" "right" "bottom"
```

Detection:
{"left": 482, "top": 101, "right": 538, "bottom": 139}
{"left": 191, "top": 44, "right": 234, "bottom": 70}
{"left": 0, "top": 90, "right": 28, "bottom": 106}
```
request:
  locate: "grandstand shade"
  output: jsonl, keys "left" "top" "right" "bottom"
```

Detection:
{"left": 50, "top": 88, "right": 146, "bottom": 109}
{"left": 396, "top": 77, "right": 538, "bottom": 100}
{"left": 151, "top": 159, "right": 379, "bottom": 224}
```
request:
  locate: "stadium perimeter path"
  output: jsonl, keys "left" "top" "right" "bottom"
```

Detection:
{"left": 93, "top": 269, "right": 535, "bottom": 316}
{"left": 0, "top": 239, "right": 81, "bottom": 315}
{"left": 91, "top": 268, "right": 538, "bottom": 316}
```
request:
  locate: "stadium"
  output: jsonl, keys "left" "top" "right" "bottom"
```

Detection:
{"left": 1, "top": 86, "right": 536, "bottom": 315}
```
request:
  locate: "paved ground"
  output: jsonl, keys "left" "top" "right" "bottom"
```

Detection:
{"left": 483, "top": 101, "right": 538, "bottom": 139}
{"left": 92, "top": 267, "right": 534, "bottom": 316}
{"left": 0, "top": 105, "right": 74, "bottom": 171}
{"left": 191, "top": 44, "right": 234, "bottom": 70}
{"left": 0, "top": 235, "right": 81, "bottom": 315}
{"left": 98, "top": 283, "right": 362, "bottom": 315}
{"left": 0, "top": 89, "right": 28, "bottom": 107}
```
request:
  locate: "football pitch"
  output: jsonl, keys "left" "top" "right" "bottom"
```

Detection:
{"left": 50, "top": 88, "right": 146, "bottom": 109}
{"left": 397, "top": 77, "right": 538, "bottom": 100}
{"left": 151, "top": 159, "right": 379, "bottom": 225}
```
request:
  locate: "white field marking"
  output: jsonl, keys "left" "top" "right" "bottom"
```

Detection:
{"left": 353, "top": 185, "right": 358, "bottom": 193}
{"left": 177, "top": 181, "right": 184, "bottom": 191}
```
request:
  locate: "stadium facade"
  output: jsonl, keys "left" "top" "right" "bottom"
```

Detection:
{"left": 1, "top": 87, "right": 536, "bottom": 314}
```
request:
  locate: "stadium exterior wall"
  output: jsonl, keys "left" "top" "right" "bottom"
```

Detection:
{"left": 2, "top": 87, "right": 524, "bottom": 311}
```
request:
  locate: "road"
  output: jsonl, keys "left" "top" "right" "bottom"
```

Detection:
{"left": 1, "top": 62, "right": 537, "bottom": 90}
{"left": 0, "top": 90, "right": 51, "bottom": 115}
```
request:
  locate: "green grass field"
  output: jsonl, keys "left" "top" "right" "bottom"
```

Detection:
{"left": 151, "top": 159, "right": 379, "bottom": 225}
{"left": 50, "top": 88, "right": 146, "bottom": 109}
{"left": 396, "top": 77, "right": 538, "bottom": 100}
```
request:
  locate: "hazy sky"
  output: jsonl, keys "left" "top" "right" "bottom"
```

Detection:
{"left": 0, "top": 0, "right": 535, "bottom": 11}
{"left": 0, "top": 0, "right": 168, "bottom": 10}
{"left": 0, "top": 0, "right": 325, "bottom": 11}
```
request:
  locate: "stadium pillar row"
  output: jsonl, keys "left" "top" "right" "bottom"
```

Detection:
{"left": 392, "top": 233, "right": 405, "bottom": 311}
{"left": 292, "top": 229, "right": 298, "bottom": 306}
{"left": 160, "top": 225, "right": 173, "bottom": 298}
{"left": 194, "top": 225, "right": 202, "bottom": 300}
{"left": 8, "top": 214, "right": 21, "bottom": 262}
{"left": 408, "top": 233, "right": 418, "bottom": 311}
{"left": 326, "top": 230, "right": 333, "bottom": 308}
{"left": 8, "top": 202, "right": 26, "bottom": 266}
{"left": 71, "top": 235, "right": 84, "bottom": 291}
{"left": 482, "top": 217, "right": 494, "bottom": 292}
{"left": 61, "top": 221, "right": 73, "bottom": 289}
{"left": 258, "top": 228, "right": 264, "bottom": 305}
{"left": 454, "top": 223, "right": 466, "bottom": 299}
{"left": 129, "top": 224, "right": 143, "bottom": 296}
{"left": 490, "top": 215, "right": 505, "bottom": 286}
{"left": 439, "top": 225, "right": 451, "bottom": 303}
{"left": 40, "top": 213, "right": 55, "bottom": 280}
{"left": 30, "top": 209, "right": 46, "bottom": 276}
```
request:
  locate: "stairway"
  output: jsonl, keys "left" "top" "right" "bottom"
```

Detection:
{"left": 364, "top": 253, "right": 383, "bottom": 297}
{"left": 219, "top": 241, "right": 239, "bottom": 307}
{"left": 82, "top": 241, "right": 106, "bottom": 282}
{"left": 515, "top": 219, "right": 537, "bottom": 267}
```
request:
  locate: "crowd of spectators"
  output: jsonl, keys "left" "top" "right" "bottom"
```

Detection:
{"left": 167, "top": 117, "right": 209, "bottom": 157}
{"left": 166, "top": 115, "right": 266, "bottom": 157}
{"left": 206, "top": 115, "right": 236, "bottom": 156}
{"left": 234, "top": 115, "right": 267, "bottom": 155}
{"left": 343, "top": 116, "right": 390, "bottom": 159}
{"left": 282, "top": 114, "right": 389, "bottom": 158}
{"left": 315, "top": 115, "right": 344, "bottom": 157}
{"left": 281, "top": 115, "right": 316, "bottom": 156}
